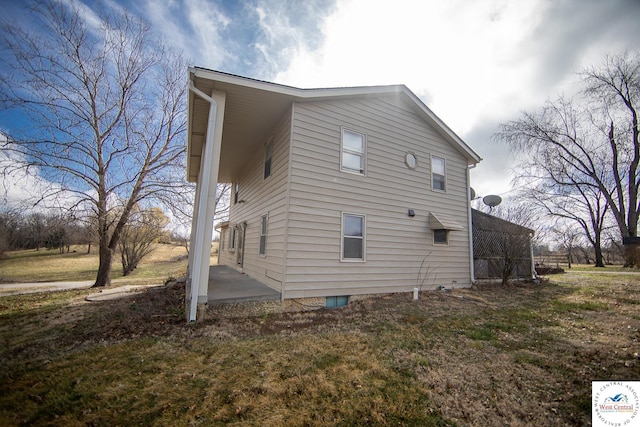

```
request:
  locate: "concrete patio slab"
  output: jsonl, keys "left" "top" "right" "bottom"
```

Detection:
{"left": 208, "top": 265, "right": 280, "bottom": 303}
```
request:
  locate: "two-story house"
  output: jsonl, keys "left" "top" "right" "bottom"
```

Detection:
{"left": 186, "top": 68, "right": 482, "bottom": 321}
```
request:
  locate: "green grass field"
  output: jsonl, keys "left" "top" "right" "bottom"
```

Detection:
{"left": 1, "top": 253, "right": 639, "bottom": 425}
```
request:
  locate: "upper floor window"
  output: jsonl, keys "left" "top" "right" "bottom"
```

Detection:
{"left": 431, "top": 155, "right": 446, "bottom": 191}
{"left": 264, "top": 139, "right": 273, "bottom": 179}
{"left": 341, "top": 128, "right": 366, "bottom": 175}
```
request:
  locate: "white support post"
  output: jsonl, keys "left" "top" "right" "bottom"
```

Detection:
{"left": 187, "top": 85, "right": 226, "bottom": 322}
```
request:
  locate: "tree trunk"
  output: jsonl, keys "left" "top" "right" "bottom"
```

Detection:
{"left": 94, "top": 245, "right": 114, "bottom": 287}
{"left": 594, "top": 245, "right": 605, "bottom": 268}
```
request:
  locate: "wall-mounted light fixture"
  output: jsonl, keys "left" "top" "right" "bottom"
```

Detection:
{"left": 408, "top": 209, "right": 415, "bottom": 217}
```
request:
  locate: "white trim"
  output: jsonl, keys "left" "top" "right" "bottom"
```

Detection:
{"left": 341, "top": 212, "right": 366, "bottom": 262}
{"left": 340, "top": 127, "right": 367, "bottom": 175}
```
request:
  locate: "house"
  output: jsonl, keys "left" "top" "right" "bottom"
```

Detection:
{"left": 186, "top": 68, "right": 482, "bottom": 321}
{"left": 471, "top": 208, "right": 535, "bottom": 280}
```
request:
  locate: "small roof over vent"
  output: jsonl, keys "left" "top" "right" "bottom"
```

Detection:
{"left": 429, "top": 212, "right": 464, "bottom": 231}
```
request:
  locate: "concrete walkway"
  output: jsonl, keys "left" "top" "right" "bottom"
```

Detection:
{"left": 0, "top": 280, "right": 163, "bottom": 300}
{"left": 208, "top": 265, "right": 280, "bottom": 303}
{"left": 0, "top": 280, "right": 94, "bottom": 297}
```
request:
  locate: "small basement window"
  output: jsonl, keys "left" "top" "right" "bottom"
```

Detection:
{"left": 434, "top": 229, "right": 448, "bottom": 245}
{"left": 326, "top": 296, "right": 349, "bottom": 308}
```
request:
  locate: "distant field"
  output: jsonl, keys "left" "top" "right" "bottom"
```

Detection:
{"left": 0, "top": 243, "right": 218, "bottom": 285}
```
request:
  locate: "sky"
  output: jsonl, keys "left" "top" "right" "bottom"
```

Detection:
{"left": 2, "top": 0, "right": 640, "bottom": 201}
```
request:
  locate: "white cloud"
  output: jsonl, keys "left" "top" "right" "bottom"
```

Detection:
{"left": 0, "top": 132, "right": 92, "bottom": 213}
{"left": 144, "top": 0, "right": 231, "bottom": 67}
{"left": 275, "top": 0, "right": 546, "bottom": 133}
{"left": 273, "top": 0, "right": 640, "bottom": 193}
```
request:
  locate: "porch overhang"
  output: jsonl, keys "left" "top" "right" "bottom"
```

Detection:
{"left": 187, "top": 68, "right": 482, "bottom": 184}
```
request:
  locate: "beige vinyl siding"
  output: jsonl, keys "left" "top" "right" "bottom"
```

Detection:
{"left": 221, "top": 108, "right": 292, "bottom": 291}
{"left": 284, "top": 95, "right": 472, "bottom": 298}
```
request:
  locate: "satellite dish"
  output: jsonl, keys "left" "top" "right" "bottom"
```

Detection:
{"left": 470, "top": 187, "right": 476, "bottom": 200}
{"left": 483, "top": 195, "right": 502, "bottom": 208}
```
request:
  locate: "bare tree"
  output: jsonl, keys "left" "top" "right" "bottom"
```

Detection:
{"left": 169, "top": 182, "right": 231, "bottom": 255}
{"left": 496, "top": 51, "right": 640, "bottom": 265}
{"left": 0, "top": 1, "right": 186, "bottom": 286}
{"left": 517, "top": 173, "right": 610, "bottom": 267}
{"left": 551, "top": 223, "right": 583, "bottom": 269}
{"left": 118, "top": 207, "right": 169, "bottom": 276}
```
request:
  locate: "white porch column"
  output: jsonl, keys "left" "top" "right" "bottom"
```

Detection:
{"left": 187, "top": 87, "right": 226, "bottom": 322}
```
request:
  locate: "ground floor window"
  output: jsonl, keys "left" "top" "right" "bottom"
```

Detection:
{"left": 230, "top": 227, "right": 237, "bottom": 250}
{"left": 342, "top": 213, "right": 365, "bottom": 261}
{"left": 259, "top": 214, "right": 268, "bottom": 256}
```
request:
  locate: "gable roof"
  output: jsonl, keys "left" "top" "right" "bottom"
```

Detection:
{"left": 188, "top": 67, "right": 482, "bottom": 182}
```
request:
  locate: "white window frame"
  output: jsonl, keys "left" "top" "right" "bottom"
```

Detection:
{"left": 341, "top": 212, "right": 366, "bottom": 262}
{"left": 340, "top": 128, "right": 366, "bottom": 175}
{"left": 264, "top": 138, "right": 273, "bottom": 180}
{"left": 259, "top": 214, "right": 268, "bottom": 257}
{"left": 433, "top": 229, "right": 449, "bottom": 245}
{"left": 431, "top": 155, "right": 446, "bottom": 192}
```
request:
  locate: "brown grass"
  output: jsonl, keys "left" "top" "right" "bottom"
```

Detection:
{"left": 0, "top": 243, "right": 214, "bottom": 284}
{"left": 1, "top": 270, "right": 639, "bottom": 425}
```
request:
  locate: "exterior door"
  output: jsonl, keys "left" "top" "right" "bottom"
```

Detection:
{"left": 236, "top": 223, "right": 245, "bottom": 268}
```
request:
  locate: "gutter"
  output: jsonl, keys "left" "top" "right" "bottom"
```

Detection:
{"left": 467, "top": 164, "right": 476, "bottom": 284}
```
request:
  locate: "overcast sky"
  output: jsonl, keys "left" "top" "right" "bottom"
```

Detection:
{"left": 2, "top": 0, "right": 640, "bottom": 200}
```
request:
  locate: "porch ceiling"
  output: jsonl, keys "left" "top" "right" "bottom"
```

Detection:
{"left": 188, "top": 70, "right": 295, "bottom": 183}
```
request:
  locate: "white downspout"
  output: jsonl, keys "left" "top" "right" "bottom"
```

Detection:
{"left": 467, "top": 164, "right": 476, "bottom": 284}
{"left": 188, "top": 81, "right": 220, "bottom": 322}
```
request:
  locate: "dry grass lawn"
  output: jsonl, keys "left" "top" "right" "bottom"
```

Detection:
{"left": 1, "top": 268, "right": 639, "bottom": 425}
{"left": 0, "top": 243, "right": 216, "bottom": 284}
